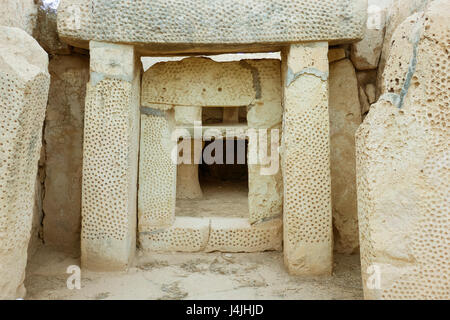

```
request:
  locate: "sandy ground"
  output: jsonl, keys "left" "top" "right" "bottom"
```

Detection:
{"left": 176, "top": 180, "right": 248, "bottom": 218}
{"left": 25, "top": 244, "right": 363, "bottom": 300}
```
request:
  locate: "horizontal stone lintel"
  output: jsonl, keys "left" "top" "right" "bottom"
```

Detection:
{"left": 57, "top": 0, "right": 367, "bottom": 52}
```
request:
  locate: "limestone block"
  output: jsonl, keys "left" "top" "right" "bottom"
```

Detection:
{"left": 359, "top": 85, "right": 371, "bottom": 116}
{"left": 248, "top": 128, "right": 283, "bottom": 224}
{"left": 328, "top": 48, "right": 347, "bottom": 63}
{"left": 356, "top": 70, "right": 377, "bottom": 88}
{"left": 248, "top": 164, "right": 283, "bottom": 224}
{"left": 365, "top": 83, "right": 377, "bottom": 104}
{"left": 138, "top": 110, "right": 177, "bottom": 229}
{"left": 205, "top": 218, "right": 282, "bottom": 253}
{"left": 35, "top": 2, "right": 72, "bottom": 55}
{"left": 357, "top": 0, "right": 450, "bottom": 299}
{"left": 81, "top": 42, "right": 140, "bottom": 271}
{"left": 57, "top": 0, "right": 366, "bottom": 51}
{"left": 350, "top": 4, "right": 386, "bottom": 70}
{"left": 0, "top": 26, "right": 49, "bottom": 299}
{"left": 329, "top": 59, "right": 362, "bottom": 254}
{"left": 281, "top": 43, "right": 333, "bottom": 276}
{"left": 175, "top": 106, "right": 202, "bottom": 126}
{"left": 0, "top": 0, "right": 38, "bottom": 35}
{"left": 174, "top": 106, "right": 203, "bottom": 200}
{"left": 142, "top": 58, "right": 255, "bottom": 108}
{"left": 42, "top": 54, "right": 89, "bottom": 252}
{"left": 377, "top": 0, "right": 431, "bottom": 95}
{"left": 139, "top": 217, "right": 210, "bottom": 252}
{"left": 245, "top": 59, "right": 283, "bottom": 129}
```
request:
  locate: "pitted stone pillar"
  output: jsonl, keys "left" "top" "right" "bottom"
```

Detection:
{"left": 281, "top": 42, "right": 333, "bottom": 275}
{"left": 138, "top": 107, "right": 177, "bottom": 229}
{"left": 81, "top": 41, "right": 141, "bottom": 271}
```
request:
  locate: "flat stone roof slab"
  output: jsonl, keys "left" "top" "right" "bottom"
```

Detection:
{"left": 57, "top": 0, "right": 367, "bottom": 54}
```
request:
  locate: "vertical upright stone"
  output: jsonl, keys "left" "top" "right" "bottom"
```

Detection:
{"left": 329, "top": 59, "right": 362, "bottom": 254}
{"left": 246, "top": 59, "right": 283, "bottom": 224}
{"left": 0, "top": 27, "right": 50, "bottom": 299}
{"left": 281, "top": 42, "right": 333, "bottom": 275}
{"left": 138, "top": 106, "right": 177, "bottom": 230}
{"left": 174, "top": 106, "right": 203, "bottom": 200}
{"left": 43, "top": 54, "right": 89, "bottom": 252}
{"left": 81, "top": 41, "right": 141, "bottom": 271}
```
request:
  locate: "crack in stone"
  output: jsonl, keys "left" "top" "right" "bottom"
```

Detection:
{"left": 286, "top": 67, "right": 328, "bottom": 87}
{"left": 398, "top": 20, "right": 422, "bottom": 109}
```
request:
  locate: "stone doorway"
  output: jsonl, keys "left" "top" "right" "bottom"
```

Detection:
{"left": 138, "top": 57, "right": 283, "bottom": 253}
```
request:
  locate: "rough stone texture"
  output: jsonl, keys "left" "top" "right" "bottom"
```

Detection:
{"left": 0, "top": 0, "right": 38, "bottom": 35}
{"left": 43, "top": 54, "right": 89, "bottom": 252}
{"left": 175, "top": 107, "right": 203, "bottom": 200}
{"left": 57, "top": 0, "right": 367, "bottom": 52}
{"left": 28, "top": 165, "right": 45, "bottom": 258}
{"left": 35, "top": 2, "right": 72, "bottom": 55}
{"left": 359, "top": 85, "right": 371, "bottom": 117}
{"left": 376, "top": 0, "right": 431, "bottom": 96}
{"left": 81, "top": 42, "right": 140, "bottom": 271}
{"left": 245, "top": 60, "right": 283, "bottom": 224}
{"left": 140, "top": 217, "right": 282, "bottom": 253}
{"left": 0, "top": 26, "right": 49, "bottom": 299}
{"left": 329, "top": 59, "right": 362, "bottom": 254}
{"left": 139, "top": 217, "right": 210, "bottom": 252}
{"left": 282, "top": 43, "right": 333, "bottom": 275}
{"left": 248, "top": 129, "right": 283, "bottom": 224}
{"left": 365, "top": 83, "right": 377, "bottom": 104}
{"left": 138, "top": 110, "right": 177, "bottom": 230}
{"left": 351, "top": 4, "right": 386, "bottom": 70}
{"left": 205, "top": 218, "right": 282, "bottom": 253}
{"left": 328, "top": 47, "right": 347, "bottom": 63}
{"left": 142, "top": 58, "right": 255, "bottom": 108}
{"left": 356, "top": 1, "right": 449, "bottom": 299}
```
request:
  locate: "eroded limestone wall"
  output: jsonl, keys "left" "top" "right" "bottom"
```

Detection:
{"left": 356, "top": 0, "right": 449, "bottom": 299}
{"left": 0, "top": 0, "right": 38, "bottom": 36}
{"left": 0, "top": 26, "right": 50, "bottom": 299}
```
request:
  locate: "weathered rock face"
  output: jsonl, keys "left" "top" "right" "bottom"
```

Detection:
{"left": 57, "top": 0, "right": 367, "bottom": 53}
{"left": 35, "top": 2, "right": 72, "bottom": 55}
{"left": 0, "top": 0, "right": 38, "bottom": 35}
{"left": 376, "top": 0, "right": 431, "bottom": 95}
{"left": 329, "top": 59, "right": 362, "bottom": 254}
{"left": 356, "top": 0, "right": 449, "bottom": 299}
{"left": 351, "top": 4, "right": 386, "bottom": 70}
{"left": 43, "top": 54, "right": 89, "bottom": 253}
{"left": 0, "top": 26, "right": 50, "bottom": 299}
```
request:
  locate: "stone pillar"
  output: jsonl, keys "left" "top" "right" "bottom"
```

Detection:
{"left": 281, "top": 42, "right": 333, "bottom": 276}
{"left": 174, "top": 106, "right": 202, "bottom": 200}
{"left": 246, "top": 59, "right": 283, "bottom": 224}
{"left": 0, "top": 27, "right": 50, "bottom": 299}
{"left": 43, "top": 54, "right": 89, "bottom": 253}
{"left": 138, "top": 106, "right": 177, "bottom": 229}
{"left": 81, "top": 41, "right": 140, "bottom": 271}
